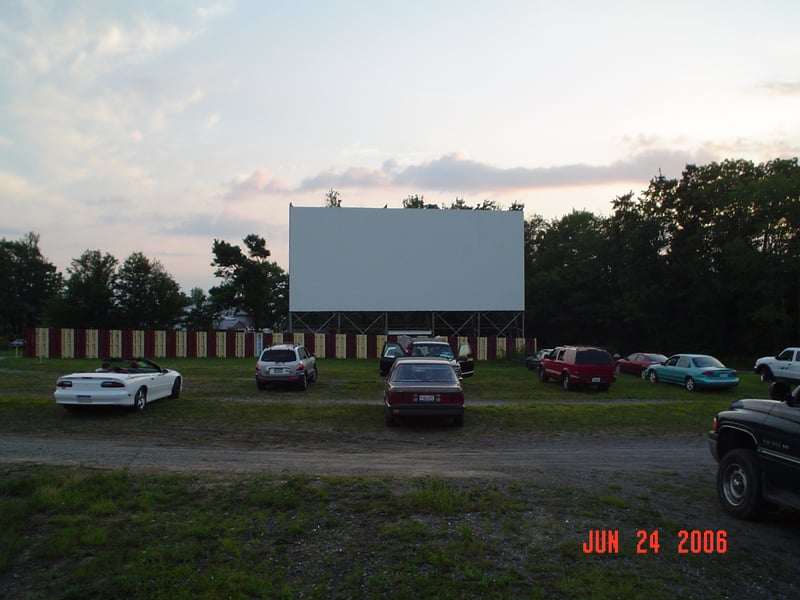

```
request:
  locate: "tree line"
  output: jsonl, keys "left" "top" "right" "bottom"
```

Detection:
{"left": 3, "top": 157, "right": 799, "bottom": 357}
{"left": 0, "top": 233, "right": 288, "bottom": 337}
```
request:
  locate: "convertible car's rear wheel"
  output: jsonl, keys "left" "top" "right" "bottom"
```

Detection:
{"left": 133, "top": 388, "right": 147, "bottom": 411}
{"left": 718, "top": 449, "right": 763, "bottom": 519}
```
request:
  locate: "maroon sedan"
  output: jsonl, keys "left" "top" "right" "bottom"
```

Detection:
{"left": 616, "top": 352, "right": 668, "bottom": 378}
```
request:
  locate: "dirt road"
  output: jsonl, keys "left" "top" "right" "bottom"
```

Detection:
{"left": 0, "top": 430, "right": 713, "bottom": 480}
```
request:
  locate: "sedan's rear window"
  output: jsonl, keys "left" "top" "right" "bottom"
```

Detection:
{"left": 693, "top": 356, "right": 724, "bottom": 368}
{"left": 260, "top": 350, "right": 296, "bottom": 363}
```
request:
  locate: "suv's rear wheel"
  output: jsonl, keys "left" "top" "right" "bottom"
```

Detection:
{"left": 297, "top": 373, "right": 308, "bottom": 391}
{"left": 561, "top": 373, "right": 572, "bottom": 390}
{"left": 718, "top": 449, "right": 763, "bottom": 519}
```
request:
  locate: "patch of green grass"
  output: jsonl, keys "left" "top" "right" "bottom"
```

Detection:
{"left": 0, "top": 357, "right": 765, "bottom": 438}
{"left": 3, "top": 464, "right": 796, "bottom": 599}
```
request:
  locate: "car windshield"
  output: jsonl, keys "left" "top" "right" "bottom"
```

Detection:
{"left": 575, "top": 350, "right": 613, "bottom": 365}
{"left": 692, "top": 356, "right": 724, "bottom": 368}
{"left": 260, "top": 350, "right": 296, "bottom": 363}
{"left": 411, "top": 344, "right": 454, "bottom": 359}
{"left": 99, "top": 359, "right": 159, "bottom": 373}
{"left": 392, "top": 364, "right": 457, "bottom": 383}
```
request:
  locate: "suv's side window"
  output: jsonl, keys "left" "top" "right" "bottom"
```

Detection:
{"left": 778, "top": 349, "right": 794, "bottom": 361}
{"left": 557, "top": 349, "right": 566, "bottom": 361}
{"left": 297, "top": 347, "right": 308, "bottom": 360}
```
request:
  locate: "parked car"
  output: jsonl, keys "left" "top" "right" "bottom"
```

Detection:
{"left": 379, "top": 337, "right": 474, "bottom": 378}
{"left": 538, "top": 346, "right": 616, "bottom": 391}
{"left": 384, "top": 356, "right": 465, "bottom": 426}
{"left": 615, "top": 352, "right": 668, "bottom": 378}
{"left": 645, "top": 354, "right": 738, "bottom": 391}
{"left": 526, "top": 348, "right": 553, "bottom": 371}
{"left": 9, "top": 338, "right": 24, "bottom": 349}
{"left": 255, "top": 343, "right": 317, "bottom": 390}
{"left": 754, "top": 347, "right": 800, "bottom": 383}
{"left": 54, "top": 358, "right": 182, "bottom": 411}
{"left": 709, "top": 384, "right": 800, "bottom": 519}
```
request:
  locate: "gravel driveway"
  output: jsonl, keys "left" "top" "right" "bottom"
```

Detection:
{"left": 0, "top": 430, "right": 713, "bottom": 479}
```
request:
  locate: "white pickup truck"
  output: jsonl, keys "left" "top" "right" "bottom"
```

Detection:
{"left": 754, "top": 347, "right": 800, "bottom": 383}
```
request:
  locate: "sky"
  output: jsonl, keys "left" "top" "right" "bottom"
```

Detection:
{"left": 1, "top": 0, "right": 799, "bottom": 293}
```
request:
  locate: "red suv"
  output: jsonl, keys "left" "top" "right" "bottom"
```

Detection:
{"left": 538, "top": 346, "right": 616, "bottom": 391}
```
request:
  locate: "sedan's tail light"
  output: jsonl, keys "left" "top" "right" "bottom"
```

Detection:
{"left": 56, "top": 380, "right": 73, "bottom": 388}
{"left": 388, "top": 392, "right": 413, "bottom": 403}
{"left": 101, "top": 381, "right": 126, "bottom": 388}
{"left": 439, "top": 393, "right": 464, "bottom": 404}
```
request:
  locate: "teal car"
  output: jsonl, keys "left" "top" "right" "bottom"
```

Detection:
{"left": 645, "top": 354, "right": 738, "bottom": 391}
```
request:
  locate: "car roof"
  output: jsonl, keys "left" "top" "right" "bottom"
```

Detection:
{"left": 393, "top": 356, "right": 452, "bottom": 365}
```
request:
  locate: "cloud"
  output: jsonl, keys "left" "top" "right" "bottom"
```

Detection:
{"left": 757, "top": 81, "right": 800, "bottom": 96}
{"left": 284, "top": 147, "right": 717, "bottom": 196}
{"left": 222, "top": 169, "right": 290, "bottom": 200}
{"left": 297, "top": 165, "right": 392, "bottom": 192}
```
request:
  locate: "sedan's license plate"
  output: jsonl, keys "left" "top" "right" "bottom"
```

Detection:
{"left": 419, "top": 394, "right": 435, "bottom": 403}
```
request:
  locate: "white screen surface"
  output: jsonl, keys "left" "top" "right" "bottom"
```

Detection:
{"left": 289, "top": 206, "right": 524, "bottom": 312}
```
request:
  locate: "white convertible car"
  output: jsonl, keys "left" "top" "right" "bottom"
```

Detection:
{"left": 54, "top": 358, "right": 182, "bottom": 411}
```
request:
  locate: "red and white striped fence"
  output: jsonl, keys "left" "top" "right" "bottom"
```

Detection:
{"left": 21, "top": 328, "right": 536, "bottom": 361}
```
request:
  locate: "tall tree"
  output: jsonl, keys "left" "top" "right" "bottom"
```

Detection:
{"left": 46, "top": 250, "right": 118, "bottom": 328}
{"left": 116, "top": 252, "right": 188, "bottom": 329}
{"left": 0, "top": 232, "right": 61, "bottom": 337}
{"left": 183, "top": 287, "right": 219, "bottom": 331}
{"left": 525, "top": 211, "right": 615, "bottom": 347}
{"left": 209, "top": 234, "right": 288, "bottom": 330}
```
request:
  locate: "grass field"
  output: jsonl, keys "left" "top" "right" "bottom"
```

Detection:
{"left": 1, "top": 354, "right": 797, "bottom": 599}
